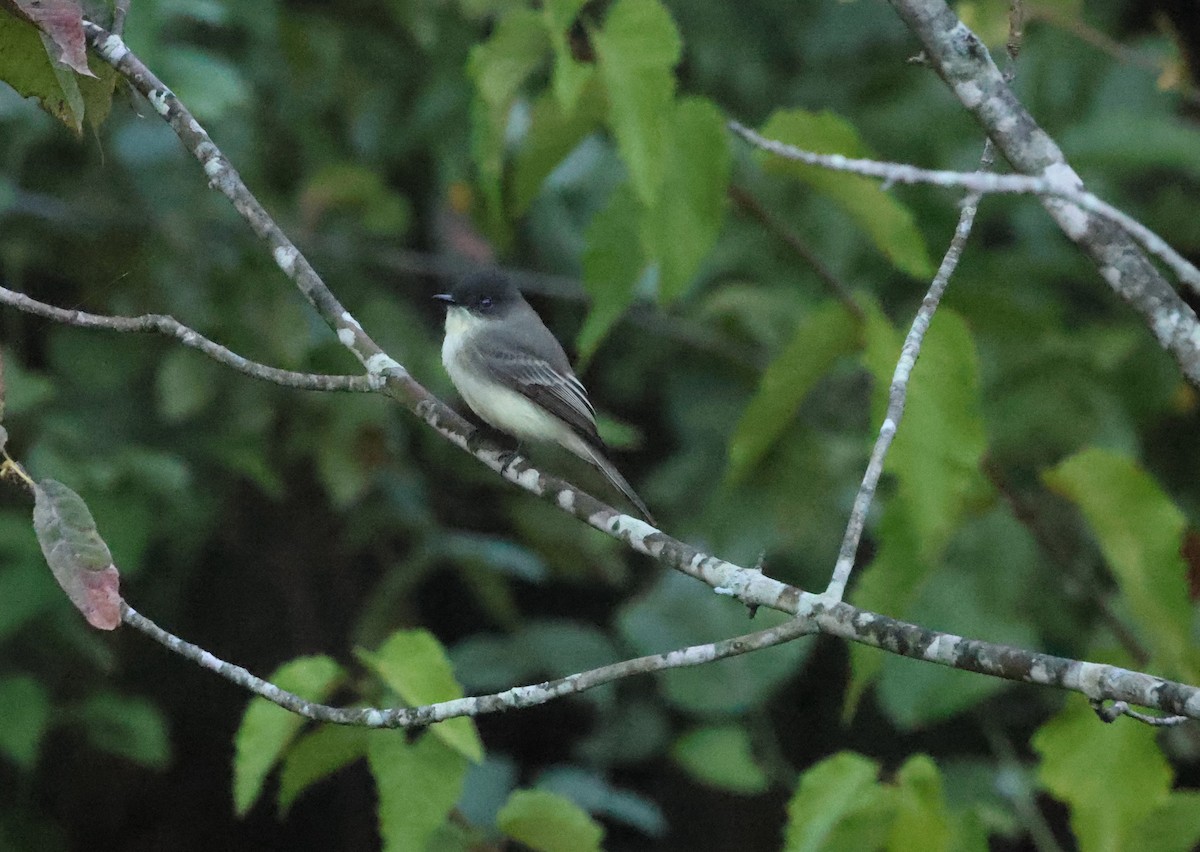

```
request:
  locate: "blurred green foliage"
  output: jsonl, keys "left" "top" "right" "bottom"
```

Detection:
{"left": 2, "top": 0, "right": 1200, "bottom": 849}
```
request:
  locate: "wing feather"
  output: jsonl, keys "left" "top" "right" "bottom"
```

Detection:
{"left": 469, "top": 335, "right": 601, "bottom": 445}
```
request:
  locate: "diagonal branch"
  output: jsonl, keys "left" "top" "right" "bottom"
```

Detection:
{"left": 825, "top": 184, "right": 983, "bottom": 601}
{"left": 885, "top": 0, "right": 1200, "bottom": 387}
{"left": 78, "top": 20, "right": 802, "bottom": 618}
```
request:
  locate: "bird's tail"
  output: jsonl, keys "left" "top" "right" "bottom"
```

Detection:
{"left": 579, "top": 443, "right": 656, "bottom": 525}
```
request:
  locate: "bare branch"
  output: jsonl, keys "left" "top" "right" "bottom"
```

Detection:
{"left": 729, "top": 122, "right": 1200, "bottom": 317}
{"left": 825, "top": 186, "right": 983, "bottom": 601}
{"left": 79, "top": 21, "right": 807, "bottom": 618}
{"left": 1090, "top": 698, "right": 1189, "bottom": 727}
{"left": 121, "top": 601, "right": 816, "bottom": 727}
{"left": 883, "top": 0, "right": 1200, "bottom": 387}
{"left": 0, "top": 286, "right": 373, "bottom": 393}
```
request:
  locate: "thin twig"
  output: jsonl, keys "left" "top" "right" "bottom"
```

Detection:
{"left": 0, "top": 287, "right": 373, "bottom": 393}
{"left": 121, "top": 601, "right": 815, "bottom": 727}
{"left": 824, "top": 185, "right": 983, "bottom": 601}
{"left": 730, "top": 121, "right": 1200, "bottom": 305}
{"left": 1090, "top": 698, "right": 1189, "bottom": 727}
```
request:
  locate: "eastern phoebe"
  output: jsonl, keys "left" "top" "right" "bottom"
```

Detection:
{"left": 434, "top": 271, "right": 654, "bottom": 523}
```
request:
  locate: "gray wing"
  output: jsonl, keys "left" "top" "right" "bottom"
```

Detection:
{"left": 469, "top": 328, "right": 601, "bottom": 445}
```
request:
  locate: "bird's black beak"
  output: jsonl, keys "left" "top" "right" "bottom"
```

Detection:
{"left": 432, "top": 293, "right": 455, "bottom": 305}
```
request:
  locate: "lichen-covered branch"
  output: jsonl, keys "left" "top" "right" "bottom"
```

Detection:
{"left": 884, "top": 0, "right": 1200, "bottom": 386}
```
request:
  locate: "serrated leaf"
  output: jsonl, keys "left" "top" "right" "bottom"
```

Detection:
{"left": 7, "top": 0, "right": 92, "bottom": 77}
{"left": 1134, "top": 791, "right": 1200, "bottom": 852}
{"left": 497, "top": 789, "right": 604, "bottom": 852}
{"left": 32, "top": 479, "right": 121, "bottom": 630}
{"left": 758, "top": 109, "right": 934, "bottom": 278}
{"left": 356, "top": 630, "right": 483, "bottom": 762}
{"left": 369, "top": 731, "right": 468, "bottom": 852}
{"left": 278, "top": 725, "right": 369, "bottom": 815}
{"left": 468, "top": 8, "right": 549, "bottom": 234}
{"left": 577, "top": 181, "right": 646, "bottom": 363}
{"left": 783, "top": 752, "right": 895, "bottom": 852}
{"left": 77, "top": 692, "right": 170, "bottom": 770}
{"left": 232, "top": 655, "right": 345, "bottom": 816}
{"left": 593, "top": 0, "right": 681, "bottom": 205}
{"left": 641, "top": 97, "right": 732, "bottom": 301}
{"left": 1043, "top": 449, "right": 1197, "bottom": 679}
{"left": 0, "top": 8, "right": 85, "bottom": 132}
{"left": 889, "top": 756, "right": 951, "bottom": 852}
{"left": 1033, "top": 700, "right": 1172, "bottom": 852}
{"left": 0, "top": 676, "right": 50, "bottom": 769}
{"left": 671, "top": 725, "right": 769, "bottom": 795}
{"left": 873, "top": 510, "right": 1041, "bottom": 729}
{"left": 542, "top": 0, "right": 591, "bottom": 111}
{"left": 512, "top": 82, "right": 605, "bottom": 215}
{"left": 726, "top": 299, "right": 859, "bottom": 483}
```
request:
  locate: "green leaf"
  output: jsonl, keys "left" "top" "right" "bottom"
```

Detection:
{"left": 0, "top": 9, "right": 87, "bottom": 133}
{"left": 889, "top": 756, "right": 951, "bottom": 852}
{"left": 1033, "top": 699, "right": 1172, "bottom": 852}
{"left": 232, "top": 655, "right": 345, "bottom": 816}
{"left": 758, "top": 109, "right": 934, "bottom": 278}
{"left": 616, "top": 570, "right": 810, "bottom": 715}
{"left": 356, "top": 630, "right": 483, "bottom": 762}
{"left": 77, "top": 692, "right": 170, "bottom": 770}
{"left": 671, "top": 725, "right": 770, "bottom": 795}
{"left": 725, "top": 299, "right": 859, "bottom": 484}
{"left": 468, "top": 8, "right": 549, "bottom": 230}
{"left": 577, "top": 181, "right": 647, "bottom": 364}
{"left": 512, "top": 82, "right": 605, "bottom": 215}
{"left": 32, "top": 479, "right": 121, "bottom": 630}
{"left": 641, "top": 97, "right": 732, "bottom": 301}
{"left": 873, "top": 510, "right": 1042, "bottom": 729}
{"left": 0, "top": 676, "right": 50, "bottom": 769}
{"left": 541, "top": 0, "right": 592, "bottom": 112}
{"left": 497, "top": 789, "right": 604, "bottom": 852}
{"left": 782, "top": 752, "right": 895, "bottom": 852}
{"left": 278, "top": 725, "right": 369, "bottom": 815}
{"left": 1043, "top": 448, "right": 1197, "bottom": 679}
{"left": 368, "top": 732, "right": 468, "bottom": 852}
{"left": 593, "top": 0, "right": 681, "bottom": 205}
{"left": 1134, "top": 791, "right": 1200, "bottom": 852}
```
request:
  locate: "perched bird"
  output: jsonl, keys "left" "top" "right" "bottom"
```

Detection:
{"left": 434, "top": 270, "right": 654, "bottom": 522}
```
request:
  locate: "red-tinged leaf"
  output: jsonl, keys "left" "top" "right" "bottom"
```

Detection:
{"left": 2, "top": 0, "right": 93, "bottom": 77}
{"left": 32, "top": 478, "right": 121, "bottom": 629}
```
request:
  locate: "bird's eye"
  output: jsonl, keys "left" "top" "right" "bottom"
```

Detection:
{"left": 479, "top": 297, "right": 493, "bottom": 308}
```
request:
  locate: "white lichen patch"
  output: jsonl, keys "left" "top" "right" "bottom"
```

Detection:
{"left": 101, "top": 34, "right": 129, "bottom": 63}
{"left": 203, "top": 157, "right": 224, "bottom": 179}
{"left": 365, "top": 352, "right": 403, "bottom": 377}
{"left": 339, "top": 311, "right": 363, "bottom": 331}
{"left": 712, "top": 586, "right": 734, "bottom": 596}
{"left": 556, "top": 490, "right": 575, "bottom": 513}
{"left": 1054, "top": 201, "right": 1090, "bottom": 240}
{"left": 954, "top": 80, "right": 984, "bottom": 109}
{"left": 337, "top": 327, "right": 356, "bottom": 348}
{"left": 147, "top": 89, "right": 172, "bottom": 117}
{"left": 272, "top": 245, "right": 298, "bottom": 275}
